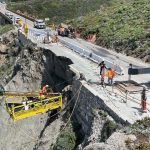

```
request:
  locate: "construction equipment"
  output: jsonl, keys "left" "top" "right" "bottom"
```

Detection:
{"left": 57, "top": 23, "right": 75, "bottom": 38}
{"left": 0, "top": 90, "right": 62, "bottom": 121}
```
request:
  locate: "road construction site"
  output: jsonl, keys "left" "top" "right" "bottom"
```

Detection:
{"left": 1, "top": 2, "right": 150, "bottom": 150}
{"left": 19, "top": 32, "right": 150, "bottom": 124}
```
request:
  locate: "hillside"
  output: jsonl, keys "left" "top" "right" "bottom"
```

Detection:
{"left": 8, "top": 0, "right": 114, "bottom": 23}
{"left": 8, "top": 0, "right": 150, "bottom": 60}
{"left": 0, "top": 24, "right": 14, "bottom": 35}
{"left": 72, "top": 0, "right": 150, "bottom": 60}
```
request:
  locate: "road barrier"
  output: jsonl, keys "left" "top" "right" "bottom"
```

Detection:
{"left": 59, "top": 37, "right": 123, "bottom": 74}
{"left": 28, "top": 29, "right": 46, "bottom": 43}
{"left": 0, "top": 11, "right": 13, "bottom": 24}
{"left": 21, "top": 28, "right": 123, "bottom": 74}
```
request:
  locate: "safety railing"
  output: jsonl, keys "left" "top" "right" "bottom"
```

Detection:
{"left": 6, "top": 95, "right": 62, "bottom": 121}
{"left": 59, "top": 37, "right": 123, "bottom": 74}
{"left": 21, "top": 27, "right": 124, "bottom": 74}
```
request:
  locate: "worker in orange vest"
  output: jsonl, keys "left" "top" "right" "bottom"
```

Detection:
{"left": 105, "top": 68, "right": 117, "bottom": 85}
{"left": 40, "top": 85, "right": 49, "bottom": 96}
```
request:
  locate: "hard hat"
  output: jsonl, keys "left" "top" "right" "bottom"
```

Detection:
{"left": 46, "top": 85, "right": 49, "bottom": 87}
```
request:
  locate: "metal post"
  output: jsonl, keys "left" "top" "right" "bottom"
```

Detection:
{"left": 128, "top": 63, "right": 132, "bottom": 81}
{"left": 125, "top": 90, "right": 128, "bottom": 103}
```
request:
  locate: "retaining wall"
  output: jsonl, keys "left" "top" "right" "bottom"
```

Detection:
{"left": 72, "top": 79, "right": 129, "bottom": 134}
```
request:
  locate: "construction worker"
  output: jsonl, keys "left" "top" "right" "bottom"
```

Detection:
{"left": 100, "top": 73, "right": 105, "bottom": 87}
{"left": 40, "top": 85, "right": 49, "bottom": 96}
{"left": 18, "top": 19, "right": 23, "bottom": 27}
{"left": 98, "top": 61, "right": 107, "bottom": 86}
{"left": 24, "top": 23, "right": 29, "bottom": 37}
{"left": 98, "top": 61, "right": 107, "bottom": 75}
{"left": 105, "top": 68, "right": 116, "bottom": 85}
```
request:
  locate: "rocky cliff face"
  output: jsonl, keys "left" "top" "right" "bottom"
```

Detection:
{"left": 3, "top": 44, "right": 74, "bottom": 92}
{"left": 0, "top": 34, "right": 75, "bottom": 149}
{"left": 4, "top": 45, "right": 44, "bottom": 92}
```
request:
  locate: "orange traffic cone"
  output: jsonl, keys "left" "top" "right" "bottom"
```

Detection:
{"left": 141, "top": 87, "right": 147, "bottom": 113}
{"left": 142, "top": 99, "right": 147, "bottom": 113}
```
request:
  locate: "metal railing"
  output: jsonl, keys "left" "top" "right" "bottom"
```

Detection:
{"left": 59, "top": 37, "right": 123, "bottom": 74}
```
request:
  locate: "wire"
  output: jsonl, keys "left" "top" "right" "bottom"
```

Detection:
{"left": 44, "top": 83, "right": 83, "bottom": 119}
{"left": 13, "top": 122, "right": 37, "bottom": 140}
{"left": 21, "top": 83, "right": 83, "bottom": 147}
{"left": 0, "top": 76, "right": 81, "bottom": 144}
{"left": 106, "top": 86, "right": 150, "bottom": 112}
{"left": 54, "top": 77, "right": 74, "bottom": 88}
{"left": 93, "top": 80, "right": 120, "bottom": 110}
{"left": 57, "top": 83, "right": 83, "bottom": 135}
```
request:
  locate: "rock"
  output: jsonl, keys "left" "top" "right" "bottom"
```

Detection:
{"left": 84, "top": 143, "right": 105, "bottom": 150}
{"left": 84, "top": 132, "right": 135, "bottom": 150}
{"left": 143, "top": 55, "right": 150, "bottom": 63}
{"left": 127, "top": 134, "right": 136, "bottom": 142}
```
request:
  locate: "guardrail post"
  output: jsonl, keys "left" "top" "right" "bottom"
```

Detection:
{"left": 128, "top": 63, "right": 132, "bottom": 81}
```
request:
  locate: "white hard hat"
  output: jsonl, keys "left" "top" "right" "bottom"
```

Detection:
{"left": 46, "top": 85, "right": 49, "bottom": 87}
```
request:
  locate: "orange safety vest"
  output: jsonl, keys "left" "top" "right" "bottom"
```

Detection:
{"left": 105, "top": 70, "right": 116, "bottom": 78}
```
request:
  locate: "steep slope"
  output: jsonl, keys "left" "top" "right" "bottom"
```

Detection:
{"left": 8, "top": 0, "right": 115, "bottom": 23}
{"left": 73, "top": 0, "right": 150, "bottom": 60}
{"left": 0, "top": 24, "right": 14, "bottom": 35}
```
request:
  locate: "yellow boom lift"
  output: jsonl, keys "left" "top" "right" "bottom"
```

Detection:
{"left": 0, "top": 90, "right": 62, "bottom": 121}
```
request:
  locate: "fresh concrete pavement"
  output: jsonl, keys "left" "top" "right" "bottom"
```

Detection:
{"left": 1, "top": 3, "right": 150, "bottom": 124}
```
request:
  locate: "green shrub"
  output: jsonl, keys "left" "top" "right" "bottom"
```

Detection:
{"left": 53, "top": 126, "right": 76, "bottom": 150}
{"left": 100, "top": 120, "right": 117, "bottom": 142}
{"left": 72, "top": 0, "right": 150, "bottom": 58}
{"left": 8, "top": 0, "right": 115, "bottom": 24}
{"left": 0, "top": 25, "right": 14, "bottom": 35}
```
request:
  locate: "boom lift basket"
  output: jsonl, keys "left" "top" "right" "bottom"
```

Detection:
{"left": 4, "top": 93, "right": 62, "bottom": 121}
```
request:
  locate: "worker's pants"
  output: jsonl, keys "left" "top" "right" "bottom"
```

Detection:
{"left": 108, "top": 78, "right": 113, "bottom": 85}
{"left": 100, "top": 67, "right": 105, "bottom": 75}
{"left": 101, "top": 76, "right": 104, "bottom": 85}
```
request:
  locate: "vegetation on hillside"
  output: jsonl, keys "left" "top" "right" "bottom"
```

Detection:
{"left": 0, "top": 24, "right": 14, "bottom": 35}
{"left": 53, "top": 124, "right": 76, "bottom": 150}
{"left": 125, "top": 117, "right": 150, "bottom": 150}
{"left": 72, "top": 0, "right": 150, "bottom": 58}
{"left": 8, "top": 0, "right": 150, "bottom": 59}
{"left": 8, "top": 0, "right": 114, "bottom": 23}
